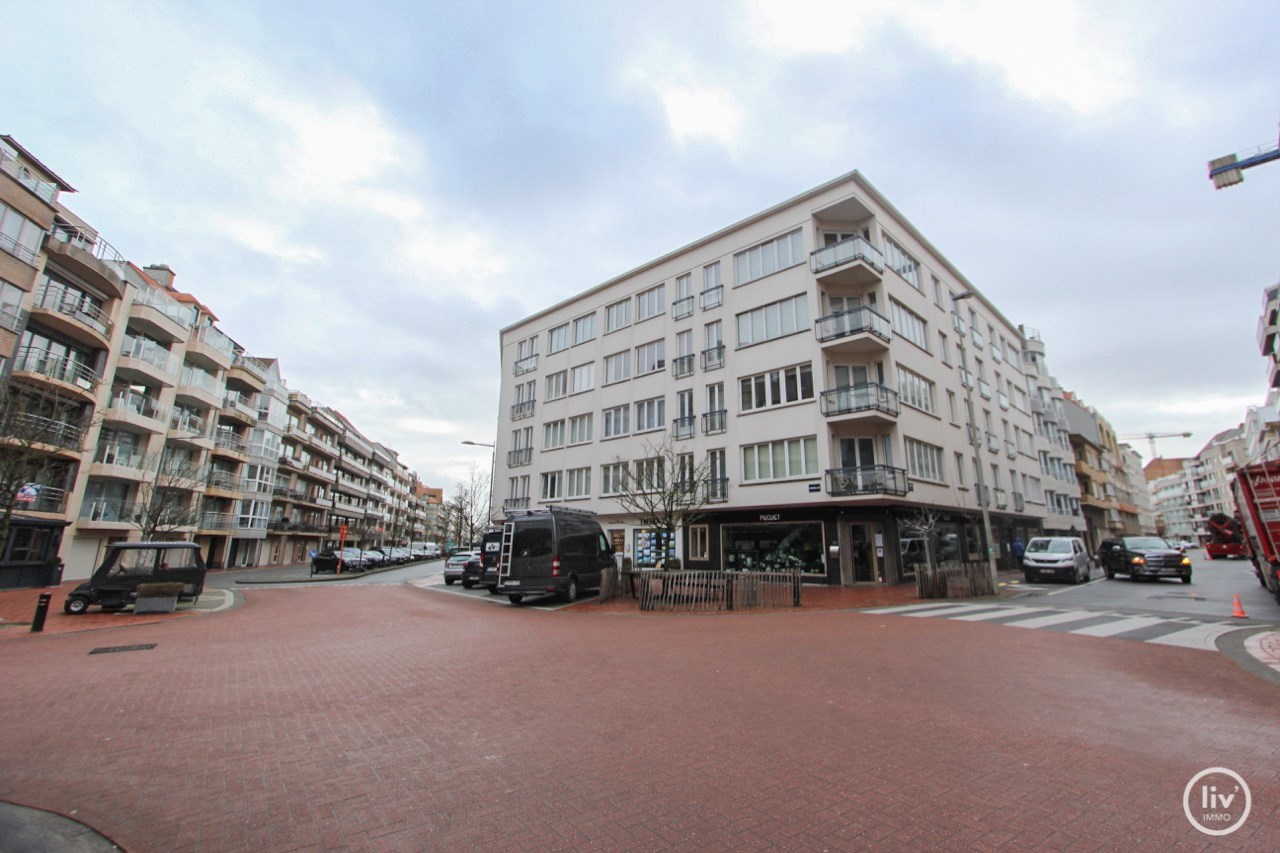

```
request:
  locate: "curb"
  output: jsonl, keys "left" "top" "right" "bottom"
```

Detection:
{"left": 233, "top": 561, "right": 419, "bottom": 585}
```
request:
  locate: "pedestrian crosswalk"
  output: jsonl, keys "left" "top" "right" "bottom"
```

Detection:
{"left": 864, "top": 602, "right": 1252, "bottom": 650}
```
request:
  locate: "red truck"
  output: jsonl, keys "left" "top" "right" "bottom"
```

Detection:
{"left": 1205, "top": 511, "right": 1246, "bottom": 559}
{"left": 1231, "top": 459, "right": 1280, "bottom": 604}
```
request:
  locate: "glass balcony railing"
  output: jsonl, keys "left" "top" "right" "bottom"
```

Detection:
{"left": 80, "top": 497, "right": 139, "bottom": 523}
{"left": 819, "top": 383, "right": 900, "bottom": 418}
{"left": 508, "top": 447, "right": 532, "bottom": 467}
{"left": 700, "top": 345, "right": 725, "bottom": 371}
{"left": 133, "top": 283, "right": 193, "bottom": 329}
{"left": 14, "top": 346, "right": 100, "bottom": 392}
{"left": 825, "top": 465, "right": 910, "bottom": 497}
{"left": 33, "top": 284, "right": 113, "bottom": 337}
{"left": 809, "top": 235, "right": 884, "bottom": 275}
{"left": 702, "top": 409, "right": 727, "bottom": 435}
{"left": 672, "top": 296, "right": 694, "bottom": 319}
{"left": 121, "top": 336, "right": 176, "bottom": 375}
{"left": 93, "top": 445, "right": 146, "bottom": 469}
{"left": 192, "top": 324, "right": 237, "bottom": 359}
{"left": 672, "top": 416, "right": 695, "bottom": 440}
{"left": 814, "top": 306, "right": 892, "bottom": 345}
{"left": 179, "top": 367, "right": 222, "bottom": 395}
{"left": 512, "top": 400, "right": 535, "bottom": 421}
{"left": 700, "top": 286, "right": 724, "bottom": 310}
{"left": 1, "top": 146, "right": 58, "bottom": 203}
{"left": 110, "top": 391, "right": 167, "bottom": 423}
{"left": 671, "top": 354, "right": 695, "bottom": 378}
{"left": 514, "top": 354, "right": 538, "bottom": 375}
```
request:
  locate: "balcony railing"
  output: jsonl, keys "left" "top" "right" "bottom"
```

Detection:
{"left": 825, "top": 465, "right": 910, "bottom": 497}
{"left": 93, "top": 445, "right": 146, "bottom": 469}
{"left": 192, "top": 324, "right": 237, "bottom": 359}
{"left": 1005, "top": 439, "right": 1018, "bottom": 459}
{"left": 508, "top": 447, "right": 532, "bottom": 467}
{"left": 215, "top": 431, "right": 248, "bottom": 454}
{"left": 814, "top": 306, "right": 892, "bottom": 345}
{"left": 14, "top": 346, "right": 101, "bottom": 392}
{"left": 672, "top": 416, "right": 695, "bottom": 440}
{"left": 997, "top": 391, "right": 1010, "bottom": 410}
{"left": 704, "top": 478, "right": 728, "bottom": 503}
{"left": 514, "top": 354, "right": 538, "bottom": 375}
{"left": 0, "top": 229, "right": 38, "bottom": 266}
{"left": 133, "top": 283, "right": 192, "bottom": 329}
{"left": 121, "top": 336, "right": 175, "bottom": 375}
{"left": 170, "top": 411, "right": 208, "bottom": 437}
{"left": 201, "top": 512, "right": 237, "bottom": 531}
{"left": 700, "top": 286, "right": 724, "bottom": 310}
{"left": 80, "top": 497, "right": 138, "bottom": 522}
{"left": 231, "top": 353, "right": 270, "bottom": 382}
{"left": 512, "top": 400, "right": 535, "bottom": 421}
{"left": 504, "top": 497, "right": 530, "bottom": 512}
{"left": 207, "top": 470, "right": 247, "bottom": 491}
{"left": 179, "top": 367, "right": 222, "bottom": 396}
{"left": 819, "top": 383, "right": 900, "bottom": 418}
{"left": 109, "top": 391, "right": 167, "bottom": 423}
{"left": 672, "top": 295, "right": 694, "bottom": 320}
{"left": 993, "top": 488, "right": 1009, "bottom": 509}
{"left": 702, "top": 409, "right": 727, "bottom": 435}
{"left": 986, "top": 432, "right": 1000, "bottom": 453}
{"left": 48, "top": 221, "right": 127, "bottom": 268}
{"left": 672, "top": 354, "right": 695, "bottom": 378}
{"left": 1013, "top": 492, "right": 1026, "bottom": 512}
{"left": 977, "top": 379, "right": 993, "bottom": 400}
{"left": 809, "top": 235, "right": 884, "bottom": 276}
{"left": 701, "top": 345, "right": 725, "bottom": 371}
{"left": 5, "top": 411, "right": 86, "bottom": 450}
{"left": 0, "top": 146, "right": 58, "bottom": 203}
{"left": 222, "top": 391, "right": 259, "bottom": 418}
{"left": 33, "top": 284, "right": 113, "bottom": 338}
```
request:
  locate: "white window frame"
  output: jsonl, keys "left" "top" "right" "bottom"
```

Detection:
{"left": 736, "top": 293, "right": 807, "bottom": 347}
{"left": 569, "top": 362, "right": 595, "bottom": 394}
{"left": 734, "top": 229, "right": 804, "bottom": 286}
{"left": 741, "top": 436, "right": 819, "bottom": 482}
{"left": 572, "top": 313, "right": 596, "bottom": 345}
{"left": 605, "top": 298, "right": 632, "bottom": 332}
{"left": 603, "top": 405, "right": 629, "bottom": 439}
{"left": 547, "top": 323, "right": 569, "bottom": 354}
{"left": 637, "top": 284, "right": 665, "bottom": 321}
{"left": 635, "top": 396, "right": 665, "bottom": 433}
{"left": 569, "top": 413, "right": 593, "bottom": 445}
{"left": 636, "top": 339, "right": 665, "bottom": 375}
{"left": 739, "top": 363, "right": 814, "bottom": 412}
{"left": 604, "top": 350, "right": 631, "bottom": 384}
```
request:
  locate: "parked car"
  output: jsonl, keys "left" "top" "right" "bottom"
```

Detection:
{"left": 387, "top": 546, "right": 412, "bottom": 563}
{"left": 1098, "top": 536, "right": 1192, "bottom": 583}
{"left": 1021, "top": 536, "right": 1091, "bottom": 584}
{"left": 311, "top": 547, "right": 367, "bottom": 574}
{"left": 479, "top": 528, "right": 504, "bottom": 593}
{"left": 443, "top": 550, "right": 481, "bottom": 585}
{"left": 424, "top": 543, "right": 442, "bottom": 559}
{"left": 497, "top": 506, "right": 612, "bottom": 605}
{"left": 64, "top": 542, "right": 207, "bottom": 614}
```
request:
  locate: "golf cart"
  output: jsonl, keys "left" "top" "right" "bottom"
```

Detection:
{"left": 63, "top": 542, "right": 208, "bottom": 615}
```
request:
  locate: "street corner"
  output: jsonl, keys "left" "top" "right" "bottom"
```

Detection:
{"left": 1243, "top": 630, "right": 1280, "bottom": 676}
{"left": 0, "top": 586, "right": 238, "bottom": 640}
{"left": 1214, "top": 629, "right": 1280, "bottom": 686}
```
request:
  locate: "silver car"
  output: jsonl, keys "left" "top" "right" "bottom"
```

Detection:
{"left": 1022, "top": 536, "right": 1091, "bottom": 584}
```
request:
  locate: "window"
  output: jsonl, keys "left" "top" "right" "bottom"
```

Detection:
{"left": 896, "top": 366, "right": 936, "bottom": 414}
{"left": 689, "top": 525, "right": 710, "bottom": 560}
{"left": 635, "top": 396, "right": 665, "bottom": 432}
{"left": 636, "top": 339, "right": 665, "bottom": 375}
{"left": 932, "top": 275, "right": 943, "bottom": 307}
{"left": 547, "top": 323, "right": 569, "bottom": 354}
{"left": 701, "top": 262, "right": 724, "bottom": 308}
{"left": 601, "top": 462, "right": 627, "bottom": 495}
{"left": 603, "top": 405, "right": 629, "bottom": 438}
{"left": 904, "top": 437, "right": 944, "bottom": 482}
{"left": 954, "top": 452, "right": 966, "bottom": 487}
{"left": 637, "top": 284, "right": 665, "bottom": 320}
{"left": 741, "top": 436, "right": 819, "bottom": 482}
{"left": 739, "top": 363, "right": 814, "bottom": 411}
{"left": 0, "top": 202, "right": 43, "bottom": 265}
{"left": 889, "top": 300, "right": 929, "bottom": 350}
{"left": 569, "top": 413, "right": 592, "bottom": 445}
{"left": 606, "top": 299, "right": 631, "bottom": 332}
{"left": 633, "top": 457, "right": 664, "bottom": 491}
{"left": 540, "top": 471, "right": 563, "bottom": 500}
{"left": 569, "top": 362, "right": 594, "bottom": 394}
{"left": 883, "top": 234, "right": 920, "bottom": 289}
{"left": 546, "top": 370, "right": 567, "bottom": 401}
{"left": 572, "top": 313, "right": 596, "bottom": 345}
{"left": 673, "top": 274, "right": 694, "bottom": 319}
{"left": 947, "top": 390, "right": 958, "bottom": 423}
{"left": 604, "top": 351, "right": 631, "bottom": 384}
{"left": 734, "top": 229, "right": 804, "bottom": 286}
{"left": 736, "top": 293, "right": 808, "bottom": 347}
{"left": 938, "top": 332, "right": 950, "bottom": 366}
{"left": 566, "top": 467, "right": 591, "bottom": 499}
{"left": 544, "top": 420, "right": 565, "bottom": 449}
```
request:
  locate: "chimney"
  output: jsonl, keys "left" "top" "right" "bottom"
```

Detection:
{"left": 143, "top": 263, "right": 175, "bottom": 288}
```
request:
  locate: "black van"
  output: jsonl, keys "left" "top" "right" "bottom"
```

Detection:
{"left": 478, "top": 527, "right": 504, "bottom": 593}
{"left": 497, "top": 506, "right": 613, "bottom": 604}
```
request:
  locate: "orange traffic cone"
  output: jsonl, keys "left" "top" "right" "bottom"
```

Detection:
{"left": 1232, "top": 594, "right": 1248, "bottom": 619}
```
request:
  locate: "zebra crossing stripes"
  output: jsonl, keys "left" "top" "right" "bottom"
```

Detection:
{"left": 865, "top": 602, "right": 1249, "bottom": 649}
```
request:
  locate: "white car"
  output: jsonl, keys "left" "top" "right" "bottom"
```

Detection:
{"left": 443, "top": 551, "right": 481, "bottom": 585}
{"left": 1022, "top": 536, "right": 1091, "bottom": 584}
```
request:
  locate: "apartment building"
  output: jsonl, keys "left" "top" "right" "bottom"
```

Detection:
{"left": 1019, "top": 328, "right": 1086, "bottom": 535}
{"left": 0, "top": 136, "right": 430, "bottom": 585}
{"left": 495, "top": 171, "right": 1051, "bottom": 585}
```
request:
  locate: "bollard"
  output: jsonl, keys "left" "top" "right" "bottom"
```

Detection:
{"left": 30, "top": 592, "right": 52, "bottom": 633}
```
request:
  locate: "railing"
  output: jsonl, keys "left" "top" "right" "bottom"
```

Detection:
{"left": 604, "top": 569, "right": 802, "bottom": 612}
{"left": 33, "top": 284, "right": 113, "bottom": 337}
{"left": 704, "top": 477, "right": 728, "bottom": 503}
{"left": 192, "top": 324, "right": 237, "bottom": 359}
{"left": 997, "top": 391, "right": 1010, "bottom": 410}
{"left": 977, "top": 379, "right": 993, "bottom": 399}
{"left": 820, "top": 383, "right": 900, "bottom": 418}
{"left": 121, "top": 336, "right": 175, "bottom": 375}
{"left": 985, "top": 432, "right": 1000, "bottom": 452}
{"left": 700, "top": 286, "right": 723, "bottom": 310}
{"left": 672, "top": 416, "right": 695, "bottom": 440}
{"left": 814, "top": 306, "right": 892, "bottom": 345}
{"left": 93, "top": 445, "right": 146, "bottom": 469}
{"left": 214, "top": 431, "right": 248, "bottom": 454}
{"left": 994, "top": 488, "right": 1008, "bottom": 509}
{"left": 48, "top": 221, "right": 127, "bottom": 269}
{"left": 80, "top": 497, "right": 139, "bottom": 523}
{"left": 169, "top": 411, "right": 208, "bottom": 437}
{"left": 179, "top": 367, "right": 222, "bottom": 395}
{"left": 14, "top": 346, "right": 101, "bottom": 391}
{"left": 222, "top": 391, "right": 259, "bottom": 418}
{"left": 971, "top": 327, "right": 985, "bottom": 349}
{"left": 672, "top": 296, "right": 694, "bottom": 319}
{"left": 702, "top": 409, "right": 727, "bottom": 434}
{"left": 207, "top": 470, "right": 247, "bottom": 491}
{"left": 109, "top": 391, "right": 167, "bottom": 423}
{"left": 504, "top": 497, "right": 530, "bottom": 512}
{"left": 672, "top": 354, "right": 695, "bottom": 378}
{"left": 5, "top": 412, "right": 85, "bottom": 450}
{"left": 0, "top": 229, "right": 38, "bottom": 266}
{"left": 0, "top": 305, "right": 22, "bottom": 332}
{"left": 200, "top": 512, "right": 237, "bottom": 530}
{"left": 511, "top": 400, "right": 535, "bottom": 421}
{"left": 231, "top": 352, "right": 269, "bottom": 382}
{"left": 0, "top": 146, "right": 58, "bottom": 203}
{"left": 1013, "top": 492, "right": 1026, "bottom": 512}
{"left": 916, "top": 561, "right": 995, "bottom": 599}
{"left": 701, "top": 345, "right": 725, "bottom": 371}
{"left": 1005, "top": 439, "right": 1018, "bottom": 459}
{"left": 514, "top": 354, "right": 538, "bottom": 375}
{"left": 133, "top": 283, "right": 192, "bottom": 329}
{"left": 809, "top": 235, "right": 884, "bottom": 275}
{"left": 825, "top": 465, "right": 910, "bottom": 497}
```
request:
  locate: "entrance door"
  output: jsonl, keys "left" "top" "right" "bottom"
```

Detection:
{"left": 849, "top": 523, "right": 877, "bottom": 583}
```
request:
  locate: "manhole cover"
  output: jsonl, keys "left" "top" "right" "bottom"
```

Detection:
{"left": 89, "top": 643, "right": 158, "bottom": 655}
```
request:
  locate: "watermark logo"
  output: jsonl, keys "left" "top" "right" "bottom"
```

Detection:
{"left": 1183, "top": 767, "right": 1251, "bottom": 836}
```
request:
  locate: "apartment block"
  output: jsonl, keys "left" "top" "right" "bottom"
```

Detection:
{"left": 0, "top": 136, "right": 431, "bottom": 586}
{"left": 1019, "top": 328, "right": 1086, "bottom": 535}
{"left": 495, "top": 171, "right": 1051, "bottom": 585}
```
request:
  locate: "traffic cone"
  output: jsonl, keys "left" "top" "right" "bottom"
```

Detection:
{"left": 1232, "top": 594, "right": 1248, "bottom": 619}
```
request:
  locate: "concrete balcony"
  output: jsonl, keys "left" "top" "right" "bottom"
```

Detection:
{"left": 12, "top": 346, "right": 101, "bottom": 401}
{"left": 29, "top": 283, "right": 112, "bottom": 349}
{"left": 117, "top": 336, "right": 178, "bottom": 388}
{"left": 44, "top": 223, "right": 126, "bottom": 299}
{"left": 129, "top": 284, "right": 190, "bottom": 344}
{"left": 105, "top": 392, "right": 169, "bottom": 434}
{"left": 186, "top": 325, "right": 235, "bottom": 371}
{"left": 1, "top": 411, "right": 87, "bottom": 459}
{"left": 810, "top": 235, "right": 884, "bottom": 292}
{"left": 825, "top": 465, "right": 910, "bottom": 497}
{"left": 814, "top": 306, "right": 892, "bottom": 356}
{"left": 820, "top": 383, "right": 899, "bottom": 426}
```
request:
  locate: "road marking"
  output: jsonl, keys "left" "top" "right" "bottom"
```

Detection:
{"left": 1150, "top": 623, "right": 1243, "bottom": 650}
{"left": 1044, "top": 577, "right": 1108, "bottom": 596}
{"left": 949, "top": 606, "right": 1054, "bottom": 622}
{"left": 1006, "top": 610, "right": 1114, "bottom": 629}
{"left": 1068, "top": 616, "right": 1169, "bottom": 638}
{"left": 898, "top": 603, "right": 1006, "bottom": 618}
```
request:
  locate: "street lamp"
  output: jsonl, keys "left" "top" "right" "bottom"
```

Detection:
{"left": 461, "top": 440, "right": 496, "bottom": 526}
{"left": 951, "top": 291, "right": 1000, "bottom": 593}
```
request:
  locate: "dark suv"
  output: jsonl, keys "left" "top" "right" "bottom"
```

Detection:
{"left": 497, "top": 506, "right": 612, "bottom": 605}
{"left": 1098, "top": 536, "right": 1192, "bottom": 583}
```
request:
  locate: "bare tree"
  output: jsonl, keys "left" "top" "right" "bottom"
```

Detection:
{"left": 609, "top": 435, "right": 713, "bottom": 566}
{"left": 0, "top": 382, "right": 94, "bottom": 548}
{"left": 447, "top": 463, "right": 490, "bottom": 546}
{"left": 129, "top": 451, "right": 207, "bottom": 540}
{"left": 899, "top": 505, "right": 949, "bottom": 578}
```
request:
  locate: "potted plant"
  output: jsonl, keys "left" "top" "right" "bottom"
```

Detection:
{"left": 134, "top": 582, "right": 184, "bottom": 614}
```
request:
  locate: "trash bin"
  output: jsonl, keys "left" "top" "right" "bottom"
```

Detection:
{"left": 44, "top": 560, "right": 63, "bottom": 587}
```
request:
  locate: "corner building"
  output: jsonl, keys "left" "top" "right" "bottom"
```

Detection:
{"left": 495, "top": 172, "right": 1049, "bottom": 585}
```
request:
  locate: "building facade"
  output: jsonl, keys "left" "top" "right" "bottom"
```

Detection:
{"left": 494, "top": 172, "right": 1053, "bottom": 584}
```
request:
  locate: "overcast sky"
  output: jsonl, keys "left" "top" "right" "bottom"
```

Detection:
{"left": 6, "top": 0, "right": 1278, "bottom": 488}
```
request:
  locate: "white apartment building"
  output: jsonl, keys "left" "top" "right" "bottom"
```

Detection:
{"left": 495, "top": 172, "right": 1050, "bottom": 585}
{"left": 1019, "top": 328, "right": 1085, "bottom": 535}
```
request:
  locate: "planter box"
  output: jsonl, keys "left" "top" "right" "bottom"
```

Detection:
{"left": 134, "top": 596, "right": 178, "bottom": 614}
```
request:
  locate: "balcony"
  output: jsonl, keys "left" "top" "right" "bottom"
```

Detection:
{"left": 704, "top": 478, "right": 728, "bottom": 503}
{"left": 44, "top": 222, "right": 126, "bottom": 298}
{"left": 700, "top": 345, "right": 725, "bottom": 371}
{"left": 176, "top": 367, "right": 223, "bottom": 409}
{"left": 118, "top": 336, "right": 178, "bottom": 387}
{"left": 2, "top": 411, "right": 86, "bottom": 455}
{"left": 985, "top": 432, "right": 1000, "bottom": 453}
{"left": 187, "top": 324, "right": 236, "bottom": 370}
{"left": 809, "top": 235, "right": 884, "bottom": 290}
{"left": 671, "top": 354, "right": 695, "bottom": 379}
{"left": 89, "top": 445, "right": 148, "bottom": 480}
{"left": 105, "top": 391, "right": 168, "bottom": 432}
{"left": 508, "top": 447, "right": 532, "bottom": 467}
{"left": 200, "top": 512, "right": 238, "bottom": 531}
{"left": 977, "top": 379, "right": 993, "bottom": 400}
{"left": 221, "top": 391, "right": 259, "bottom": 426}
{"left": 672, "top": 295, "right": 694, "bottom": 320}
{"left": 79, "top": 497, "right": 138, "bottom": 526}
{"left": 702, "top": 409, "right": 727, "bottom": 435}
{"left": 30, "top": 284, "right": 113, "bottom": 348}
{"left": 504, "top": 497, "right": 530, "bottom": 512}
{"left": 820, "top": 383, "right": 900, "bottom": 424}
{"left": 700, "top": 286, "right": 724, "bottom": 310}
{"left": 993, "top": 488, "right": 1008, "bottom": 509}
{"left": 672, "top": 416, "right": 695, "bottom": 440}
{"left": 207, "top": 470, "right": 247, "bottom": 493}
{"left": 825, "top": 465, "right": 910, "bottom": 497}
{"left": 1, "top": 146, "right": 58, "bottom": 205}
{"left": 169, "top": 411, "right": 210, "bottom": 446}
{"left": 129, "top": 284, "right": 190, "bottom": 343}
{"left": 228, "top": 353, "right": 268, "bottom": 391}
{"left": 213, "top": 431, "right": 249, "bottom": 457}
{"left": 512, "top": 400, "right": 535, "bottom": 421}
{"left": 814, "top": 306, "right": 891, "bottom": 356}
{"left": 514, "top": 354, "right": 538, "bottom": 375}
{"left": 13, "top": 346, "right": 101, "bottom": 399}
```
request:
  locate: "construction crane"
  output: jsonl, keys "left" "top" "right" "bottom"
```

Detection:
{"left": 1120, "top": 431, "right": 1192, "bottom": 460}
{"left": 1208, "top": 125, "right": 1280, "bottom": 189}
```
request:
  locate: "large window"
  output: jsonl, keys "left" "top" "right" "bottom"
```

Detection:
{"left": 734, "top": 229, "right": 804, "bottom": 286}
{"left": 883, "top": 234, "right": 921, "bottom": 289}
{"left": 604, "top": 351, "right": 631, "bottom": 384}
{"left": 569, "top": 413, "right": 592, "bottom": 445}
{"left": 635, "top": 396, "right": 665, "bottom": 432}
{"left": 543, "top": 420, "right": 565, "bottom": 449}
{"left": 606, "top": 299, "right": 631, "bottom": 332}
{"left": 572, "top": 313, "right": 596, "bottom": 345}
{"left": 0, "top": 202, "right": 44, "bottom": 265}
{"left": 637, "top": 284, "right": 665, "bottom": 320}
{"left": 540, "top": 471, "right": 563, "bottom": 500}
{"left": 603, "top": 405, "right": 629, "bottom": 438}
{"left": 723, "top": 521, "right": 825, "bottom": 573}
{"left": 601, "top": 462, "right": 627, "bottom": 495}
{"left": 904, "top": 437, "right": 944, "bottom": 482}
{"left": 889, "top": 300, "right": 929, "bottom": 350}
{"left": 896, "top": 366, "right": 936, "bottom": 414}
{"left": 547, "top": 323, "right": 569, "bottom": 354}
{"left": 636, "top": 339, "right": 665, "bottom": 375}
{"left": 736, "top": 293, "right": 807, "bottom": 347}
{"left": 546, "top": 370, "right": 567, "bottom": 400}
{"left": 739, "top": 363, "right": 814, "bottom": 412}
{"left": 569, "top": 362, "right": 594, "bottom": 394}
{"left": 741, "top": 436, "right": 819, "bottom": 482}
{"left": 566, "top": 467, "right": 591, "bottom": 499}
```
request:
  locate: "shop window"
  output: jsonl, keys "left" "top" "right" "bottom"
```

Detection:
{"left": 689, "top": 525, "right": 709, "bottom": 561}
{"left": 722, "top": 522, "right": 824, "bottom": 574}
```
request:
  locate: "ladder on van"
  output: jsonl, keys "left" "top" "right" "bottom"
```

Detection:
{"left": 498, "top": 520, "right": 515, "bottom": 579}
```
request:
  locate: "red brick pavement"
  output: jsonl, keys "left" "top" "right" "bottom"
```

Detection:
{"left": 2, "top": 584, "right": 1279, "bottom": 851}
{"left": 0, "top": 581, "right": 195, "bottom": 638}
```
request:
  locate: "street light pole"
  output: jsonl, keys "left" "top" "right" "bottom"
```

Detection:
{"left": 461, "top": 440, "right": 496, "bottom": 526}
{"left": 952, "top": 292, "right": 1000, "bottom": 594}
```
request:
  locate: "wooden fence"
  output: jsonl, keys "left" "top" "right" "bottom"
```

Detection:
{"left": 600, "top": 568, "right": 802, "bottom": 612}
{"left": 914, "top": 561, "right": 995, "bottom": 599}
